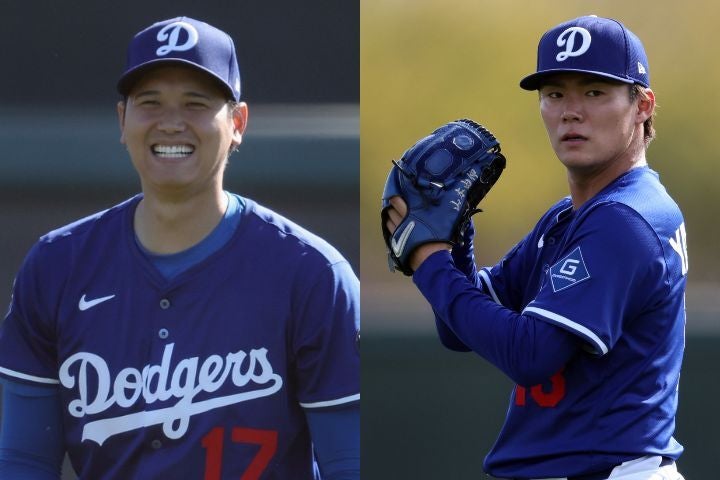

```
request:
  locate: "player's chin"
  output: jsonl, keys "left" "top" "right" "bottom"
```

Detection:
{"left": 142, "top": 165, "right": 200, "bottom": 187}
{"left": 555, "top": 145, "right": 592, "bottom": 166}
{"left": 147, "top": 178, "right": 200, "bottom": 195}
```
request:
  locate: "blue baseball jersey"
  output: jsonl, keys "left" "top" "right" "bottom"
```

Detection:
{"left": 474, "top": 167, "right": 687, "bottom": 476}
{"left": 0, "top": 194, "right": 360, "bottom": 479}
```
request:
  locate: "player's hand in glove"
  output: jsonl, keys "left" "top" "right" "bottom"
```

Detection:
{"left": 381, "top": 119, "right": 506, "bottom": 275}
{"left": 384, "top": 197, "right": 452, "bottom": 272}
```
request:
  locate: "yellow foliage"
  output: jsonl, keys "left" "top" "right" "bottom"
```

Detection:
{"left": 361, "top": 0, "right": 720, "bottom": 283}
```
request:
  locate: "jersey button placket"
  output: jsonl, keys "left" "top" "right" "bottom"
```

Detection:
{"left": 158, "top": 298, "right": 171, "bottom": 341}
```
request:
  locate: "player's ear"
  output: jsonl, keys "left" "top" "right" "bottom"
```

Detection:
{"left": 117, "top": 100, "right": 127, "bottom": 144}
{"left": 635, "top": 88, "right": 655, "bottom": 124}
{"left": 231, "top": 102, "right": 248, "bottom": 146}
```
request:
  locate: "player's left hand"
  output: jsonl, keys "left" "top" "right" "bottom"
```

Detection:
{"left": 380, "top": 119, "right": 506, "bottom": 276}
{"left": 384, "top": 196, "right": 451, "bottom": 272}
{"left": 383, "top": 196, "right": 407, "bottom": 233}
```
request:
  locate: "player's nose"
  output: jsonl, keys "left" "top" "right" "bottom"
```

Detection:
{"left": 560, "top": 94, "right": 584, "bottom": 123}
{"left": 561, "top": 109, "right": 582, "bottom": 123}
{"left": 156, "top": 107, "right": 187, "bottom": 133}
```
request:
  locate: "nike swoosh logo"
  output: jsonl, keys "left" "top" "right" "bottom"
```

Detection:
{"left": 391, "top": 221, "right": 415, "bottom": 258}
{"left": 79, "top": 294, "right": 116, "bottom": 311}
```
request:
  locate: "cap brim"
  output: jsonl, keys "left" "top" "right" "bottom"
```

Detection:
{"left": 117, "top": 58, "right": 236, "bottom": 100}
{"left": 519, "top": 69, "right": 638, "bottom": 91}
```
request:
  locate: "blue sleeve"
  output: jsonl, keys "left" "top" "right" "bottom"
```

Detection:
{"left": 414, "top": 250, "right": 578, "bottom": 386}
{"left": 293, "top": 259, "right": 360, "bottom": 408}
{"left": 450, "top": 222, "right": 482, "bottom": 286}
{"left": 305, "top": 405, "right": 359, "bottom": 480}
{"left": 522, "top": 204, "right": 669, "bottom": 355}
{"left": 0, "top": 378, "right": 64, "bottom": 479}
{"left": 0, "top": 242, "right": 62, "bottom": 384}
{"left": 435, "top": 220, "right": 543, "bottom": 353}
{"left": 432, "top": 222, "right": 479, "bottom": 352}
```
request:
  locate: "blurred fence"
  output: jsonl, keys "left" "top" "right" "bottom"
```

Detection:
{"left": 0, "top": 104, "right": 359, "bottom": 288}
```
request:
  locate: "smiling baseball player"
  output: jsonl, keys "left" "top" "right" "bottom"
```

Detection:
{"left": 0, "top": 17, "right": 359, "bottom": 479}
{"left": 383, "top": 15, "right": 686, "bottom": 480}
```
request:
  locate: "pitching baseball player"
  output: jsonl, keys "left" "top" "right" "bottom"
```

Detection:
{"left": 383, "top": 16, "right": 686, "bottom": 479}
{"left": 0, "top": 17, "right": 359, "bottom": 479}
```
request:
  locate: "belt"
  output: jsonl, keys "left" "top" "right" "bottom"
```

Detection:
{"left": 566, "top": 456, "right": 674, "bottom": 480}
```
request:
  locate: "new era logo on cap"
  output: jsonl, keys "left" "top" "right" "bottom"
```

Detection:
{"left": 520, "top": 15, "right": 650, "bottom": 90}
{"left": 117, "top": 16, "right": 241, "bottom": 101}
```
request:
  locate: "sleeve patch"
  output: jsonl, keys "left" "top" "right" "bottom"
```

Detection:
{"left": 550, "top": 246, "right": 590, "bottom": 293}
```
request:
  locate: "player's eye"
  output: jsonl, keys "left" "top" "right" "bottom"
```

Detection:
{"left": 186, "top": 102, "right": 209, "bottom": 109}
{"left": 137, "top": 99, "right": 160, "bottom": 107}
{"left": 542, "top": 91, "right": 562, "bottom": 99}
{"left": 586, "top": 90, "right": 604, "bottom": 97}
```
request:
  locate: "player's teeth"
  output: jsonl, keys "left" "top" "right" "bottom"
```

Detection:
{"left": 153, "top": 145, "right": 194, "bottom": 158}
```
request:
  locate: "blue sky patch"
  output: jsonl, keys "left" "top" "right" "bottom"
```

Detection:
{"left": 550, "top": 246, "right": 590, "bottom": 292}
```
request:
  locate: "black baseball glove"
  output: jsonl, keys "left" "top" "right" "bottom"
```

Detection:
{"left": 381, "top": 119, "right": 506, "bottom": 275}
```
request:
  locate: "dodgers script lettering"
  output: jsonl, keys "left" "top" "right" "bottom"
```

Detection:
{"left": 59, "top": 343, "right": 283, "bottom": 446}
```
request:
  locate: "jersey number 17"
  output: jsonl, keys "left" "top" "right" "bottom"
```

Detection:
{"left": 202, "top": 426, "right": 278, "bottom": 480}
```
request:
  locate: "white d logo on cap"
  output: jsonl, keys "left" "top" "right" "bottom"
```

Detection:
{"left": 156, "top": 21, "right": 199, "bottom": 56}
{"left": 555, "top": 27, "right": 591, "bottom": 62}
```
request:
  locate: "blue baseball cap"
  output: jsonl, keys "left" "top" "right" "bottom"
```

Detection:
{"left": 520, "top": 15, "right": 649, "bottom": 90}
{"left": 117, "top": 17, "right": 241, "bottom": 101}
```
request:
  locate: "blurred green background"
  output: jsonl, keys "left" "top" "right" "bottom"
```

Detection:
{"left": 361, "top": 1, "right": 720, "bottom": 478}
{"left": 362, "top": 0, "right": 720, "bottom": 306}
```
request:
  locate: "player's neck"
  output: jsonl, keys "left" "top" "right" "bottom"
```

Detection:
{"left": 134, "top": 188, "right": 229, "bottom": 255}
{"left": 567, "top": 146, "right": 647, "bottom": 210}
